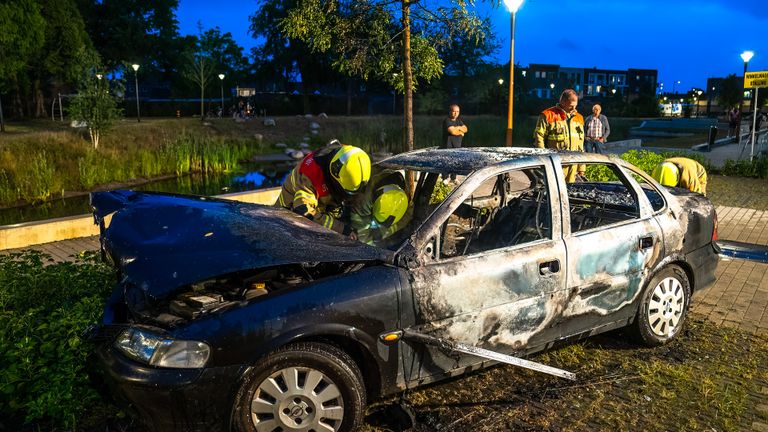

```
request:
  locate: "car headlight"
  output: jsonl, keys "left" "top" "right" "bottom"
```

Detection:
{"left": 114, "top": 328, "right": 210, "bottom": 369}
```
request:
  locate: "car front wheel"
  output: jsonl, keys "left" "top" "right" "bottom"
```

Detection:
{"left": 233, "top": 342, "right": 366, "bottom": 432}
{"left": 632, "top": 265, "right": 691, "bottom": 346}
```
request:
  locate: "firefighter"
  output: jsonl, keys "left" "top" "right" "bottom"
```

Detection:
{"left": 533, "top": 89, "right": 586, "bottom": 182}
{"left": 276, "top": 141, "right": 371, "bottom": 234}
{"left": 652, "top": 157, "right": 708, "bottom": 196}
{"left": 348, "top": 170, "right": 411, "bottom": 245}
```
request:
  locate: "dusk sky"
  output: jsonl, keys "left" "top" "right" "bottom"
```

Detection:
{"left": 177, "top": 0, "right": 767, "bottom": 93}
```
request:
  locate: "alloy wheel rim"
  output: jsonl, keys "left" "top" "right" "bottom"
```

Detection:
{"left": 647, "top": 276, "right": 685, "bottom": 337}
{"left": 251, "top": 366, "right": 344, "bottom": 432}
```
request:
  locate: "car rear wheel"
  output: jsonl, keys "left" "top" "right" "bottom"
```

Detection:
{"left": 233, "top": 342, "right": 365, "bottom": 432}
{"left": 632, "top": 265, "right": 691, "bottom": 346}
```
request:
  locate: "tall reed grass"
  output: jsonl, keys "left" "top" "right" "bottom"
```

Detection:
{"left": 0, "top": 130, "right": 257, "bottom": 207}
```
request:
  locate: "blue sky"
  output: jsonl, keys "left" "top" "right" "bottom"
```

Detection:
{"left": 177, "top": 0, "right": 768, "bottom": 93}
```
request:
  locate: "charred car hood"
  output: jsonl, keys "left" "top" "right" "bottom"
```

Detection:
{"left": 91, "top": 190, "right": 390, "bottom": 299}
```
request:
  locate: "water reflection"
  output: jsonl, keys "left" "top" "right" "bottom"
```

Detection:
{"left": 0, "top": 161, "right": 292, "bottom": 226}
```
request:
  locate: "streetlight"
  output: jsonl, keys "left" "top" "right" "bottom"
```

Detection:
{"left": 739, "top": 50, "right": 754, "bottom": 144}
{"left": 131, "top": 64, "right": 141, "bottom": 122}
{"left": 596, "top": 85, "right": 601, "bottom": 95}
{"left": 218, "top": 74, "right": 225, "bottom": 117}
{"left": 498, "top": 78, "right": 504, "bottom": 116}
{"left": 498, "top": 78, "right": 504, "bottom": 85}
{"left": 672, "top": 80, "right": 681, "bottom": 95}
{"left": 503, "top": 0, "right": 524, "bottom": 147}
{"left": 611, "top": 88, "right": 617, "bottom": 95}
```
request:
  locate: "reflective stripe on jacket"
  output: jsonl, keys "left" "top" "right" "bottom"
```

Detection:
{"left": 534, "top": 106, "right": 586, "bottom": 182}
{"left": 276, "top": 147, "right": 348, "bottom": 233}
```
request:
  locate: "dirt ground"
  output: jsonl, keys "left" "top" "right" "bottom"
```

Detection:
{"left": 361, "top": 315, "right": 768, "bottom": 432}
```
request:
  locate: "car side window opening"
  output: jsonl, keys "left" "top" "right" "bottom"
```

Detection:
{"left": 625, "top": 167, "right": 666, "bottom": 212}
{"left": 568, "top": 163, "right": 641, "bottom": 233}
{"left": 438, "top": 166, "right": 552, "bottom": 259}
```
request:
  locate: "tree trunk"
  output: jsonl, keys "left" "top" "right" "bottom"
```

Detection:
{"left": 200, "top": 81, "right": 205, "bottom": 120}
{"left": 346, "top": 79, "right": 352, "bottom": 116}
{"left": 0, "top": 94, "right": 5, "bottom": 132}
{"left": 402, "top": 0, "right": 413, "bottom": 154}
{"left": 34, "top": 80, "right": 46, "bottom": 118}
{"left": 402, "top": 0, "right": 415, "bottom": 196}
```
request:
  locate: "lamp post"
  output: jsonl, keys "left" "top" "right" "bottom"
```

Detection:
{"left": 498, "top": 78, "right": 504, "bottom": 116}
{"left": 503, "top": 0, "right": 524, "bottom": 147}
{"left": 218, "top": 74, "right": 225, "bottom": 117}
{"left": 672, "top": 80, "right": 681, "bottom": 95}
{"left": 131, "top": 64, "right": 141, "bottom": 122}
{"left": 739, "top": 50, "right": 754, "bottom": 144}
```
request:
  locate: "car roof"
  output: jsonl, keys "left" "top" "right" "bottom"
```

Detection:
{"left": 378, "top": 147, "right": 555, "bottom": 174}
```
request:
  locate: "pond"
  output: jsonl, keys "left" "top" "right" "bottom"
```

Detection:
{"left": 0, "top": 160, "right": 294, "bottom": 226}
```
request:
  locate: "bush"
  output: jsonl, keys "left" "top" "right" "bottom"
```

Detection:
{"left": 720, "top": 155, "right": 768, "bottom": 179}
{"left": 0, "top": 251, "right": 116, "bottom": 429}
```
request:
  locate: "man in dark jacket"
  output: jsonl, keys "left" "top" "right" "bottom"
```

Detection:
{"left": 584, "top": 103, "right": 611, "bottom": 154}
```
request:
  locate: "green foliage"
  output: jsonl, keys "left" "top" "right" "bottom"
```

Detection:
{"left": 68, "top": 71, "right": 124, "bottom": 149}
{"left": 0, "top": 0, "right": 45, "bottom": 90}
{"left": 0, "top": 251, "right": 116, "bottom": 428}
{"left": 717, "top": 74, "right": 742, "bottom": 110}
{"left": 721, "top": 155, "right": 768, "bottom": 179}
{"left": 0, "top": 128, "right": 257, "bottom": 206}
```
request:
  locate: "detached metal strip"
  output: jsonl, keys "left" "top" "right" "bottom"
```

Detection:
{"left": 402, "top": 330, "right": 576, "bottom": 381}
{"left": 717, "top": 240, "right": 768, "bottom": 264}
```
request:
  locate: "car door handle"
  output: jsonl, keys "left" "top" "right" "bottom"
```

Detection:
{"left": 539, "top": 259, "right": 561, "bottom": 276}
{"left": 639, "top": 236, "right": 654, "bottom": 250}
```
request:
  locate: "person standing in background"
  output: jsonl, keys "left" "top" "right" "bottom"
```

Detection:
{"left": 584, "top": 103, "right": 610, "bottom": 154}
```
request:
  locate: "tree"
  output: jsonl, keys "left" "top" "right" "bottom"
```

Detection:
{"left": 29, "top": 0, "right": 95, "bottom": 118}
{"left": 718, "top": 74, "right": 742, "bottom": 111}
{"left": 249, "top": 0, "right": 344, "bottom": 114}
{"left": 199, "top": 27, "right": 250, "bottom": 86}
{"left": 282, "top": 0, "right": 493, "bottom": 154}
{"left": 69, "top": 68, "right": 123, "bottom": 149}
{"left": 0, "top": 0, "right": 45, "bottom": 129}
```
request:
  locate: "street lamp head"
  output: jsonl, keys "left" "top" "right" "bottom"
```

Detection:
{"left": 503, "top": 0, "right": 524, "bottom": 13}
{"left": 521, "top": 70, "right": 526, "bottom": 77}
{"left": 218, "top": 74, "right": 225, "bottom": 80}
{"left": 611, "top": 88, "right": 616, "bottom": 94}
{"left": 663, "top": 97, "right": 667, "bottom": 101}
{"left": 498, "top": 78, "right": 504, "bottom": 85}
{"left": 131, "top": 64, "right": 140, "bottom": 72}
{"left": 741, "top": 50, "right": 754, "bottom": 63}
{"left": 96, "top": 74, "right": 103, "bottom": 80}
{"left": 549, "top": 83, "right": 555, "bottom": 89}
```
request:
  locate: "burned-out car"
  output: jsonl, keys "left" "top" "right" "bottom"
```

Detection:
{"left": 90, "top": 147, "right": 718, "bottom": 432}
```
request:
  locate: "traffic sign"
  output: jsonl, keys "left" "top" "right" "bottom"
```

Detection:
{"left": 745, "top": 71, "right": 768, "bottom": 88}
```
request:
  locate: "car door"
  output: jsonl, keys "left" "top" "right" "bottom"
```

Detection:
{"left": 404, "top": 162, "right": 568, "bottom": 380}
{"left": 558, "top": 160, "right": 664, "bottom": 338}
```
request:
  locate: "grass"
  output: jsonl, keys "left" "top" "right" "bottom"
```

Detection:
{"left": 362, "top": 317, "right": 768, "bottom": 431}
{"left": 0, "top": 119, "right": 259, "bottom": 206}
{"left": 709, "top": 175, "right": 768, "bottom": 210}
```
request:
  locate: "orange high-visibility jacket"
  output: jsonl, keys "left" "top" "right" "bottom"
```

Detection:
{"left": 533, "top": 106, "right": 586, "bottom": 182}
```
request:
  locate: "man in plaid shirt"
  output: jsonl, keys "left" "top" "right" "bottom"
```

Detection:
{"left": 584, "top": 104, "right": 611, "bottom": 154}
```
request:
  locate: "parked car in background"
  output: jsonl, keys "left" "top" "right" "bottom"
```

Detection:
{"left": 90, "top": 147, "right": 719, "bottom": 432}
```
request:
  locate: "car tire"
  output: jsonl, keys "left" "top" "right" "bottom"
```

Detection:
{"left": 631, "top": 265, "right": 691, "bottom": 346}
{"left": 232, "top": 342, "right": 366, "bottom": 432}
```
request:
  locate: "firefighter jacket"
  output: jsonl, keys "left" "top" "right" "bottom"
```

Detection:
{"left": 534, "top": 106, "right": 585, "bottom": 182}
{"left": 665, "top": 157, "right": 708, "bottom": 196}
{"left": 276, "top": 145, "right": 349, "bottom": 234}
{"left": 348, "top": 170, "right": 413, "bottom": 245}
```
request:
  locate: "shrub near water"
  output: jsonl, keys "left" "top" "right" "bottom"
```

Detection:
{"left": 0, "top": 251, "right": 116, "bottom": 429}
